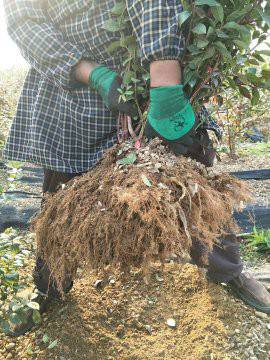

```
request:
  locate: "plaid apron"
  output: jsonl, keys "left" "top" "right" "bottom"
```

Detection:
{"left": 3, "top": 0, "right": 186, "bottom": 173}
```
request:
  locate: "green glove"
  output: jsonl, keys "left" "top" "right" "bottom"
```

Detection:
{"left": 89, "top": 66, "right": 137, "bottom": 117}
{"left": 145, "top": 85, "right": 198, "bottom": 155}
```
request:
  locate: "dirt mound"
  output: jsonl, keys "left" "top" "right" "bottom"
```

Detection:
{"left": 2, "top": 263, "right": 269, "bottom": 360}
{"left": 40, "top": 264, "right": 231, "bottom": 359}
{"left": 33, "top": 139, "right": 248, "bottom": 293}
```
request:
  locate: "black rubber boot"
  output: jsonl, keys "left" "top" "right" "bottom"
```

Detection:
{"left": 229, "top": 272, "right": 270, "bottom": 314}
{"left": 33, "top": 257, "right": 73, "bottom": 299}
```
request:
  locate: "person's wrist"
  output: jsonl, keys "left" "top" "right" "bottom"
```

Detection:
{"left": 150, "top": 60, "right": 181, "bottom": 87}
{"left": 75, "top": 60, "right": 99, "bottom": 85}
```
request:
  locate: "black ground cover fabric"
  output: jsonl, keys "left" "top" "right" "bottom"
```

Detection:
{"left": 234, "top": 205, "right": 270, "bottom": 233}
{"left": 231, "top": 169, "right": 270, "bottom": 181}
{"left": 0, "top": 166, "right": 269, "bottom": 233}
{"left": 0, "top": 166, "right": 42, "bottom": 232}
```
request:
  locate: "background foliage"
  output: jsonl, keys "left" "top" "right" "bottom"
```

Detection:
{"left": 104, "top": 0, "right": 270, "bottom": 114}
{"left": 0, "top": 68, "right": 26, "bottom": 154}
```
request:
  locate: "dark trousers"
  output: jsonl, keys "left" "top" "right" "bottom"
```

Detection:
{"left": 33, "top": 169, "right": 243, "bottom": 299}
{"left": 33, "top": 169, "right": 81, "bottom": 299}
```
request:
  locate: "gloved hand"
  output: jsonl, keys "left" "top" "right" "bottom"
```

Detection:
{"left": 89, "top": 66, "right": 138, "bottom": 117}
{"left": 145, "top": 85, "right": 198, "bottom": 155}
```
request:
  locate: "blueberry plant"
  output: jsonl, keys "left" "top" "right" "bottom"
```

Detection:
{"left": 0, "top": 229, "right": 41, "bottom": 335}
{"left": 103, "top": 0, "right": 270, "bottom": 115}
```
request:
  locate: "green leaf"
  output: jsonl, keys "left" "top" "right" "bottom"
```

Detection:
{"left": 258, "top": 50, "right": 270, "bottom": 57}
{"left": 226, "top": 6, "right": 253, "bottom": 22}
{"left": 214, "top": 41, "right": 232, "bottom": 60}
{"left": 136, "top": 86, "right": 145, "bottom": 94}
{"left": 131, "top": 77, "right": 141, "bottom": 84}
{"left": 181, "top": 0, "right": 189, "bottom": 11}
{"left": 183, "top": 68, "right": 194, "bottom": 86}
{"left": 107, "top": 40, "right": 121, "bottom": 53}
{"left": 259, "top": 12, "right": 270, "bottom": 28}
{"left": 251, "top": 89, "right": 260, "bottom": 106}
{"left": 240, "top": 28, "right": 251, "bottom": 45}
{"left": 4, "top": 272, "right": 19, "bottom": 281}
{"left": 178, "top": 11, "right": 191, "bottom": 27}
{"left": 195, "top": 0, "right": 220, "bottom": 6}
{"left": 187, "top": 45, "right": 202, "bottom": 56}
{"left": 116, "top": 152, "right": 137, "bottom": 165}
{"left": 12, "top": 303, "right": 23, "bottom": 312}
{"left": 188, "top": 58, "right": 200, "bottom": 69}
{"left": 123, "top": 71, "right": 136, "bottom": 85}
{"left": 141, "top": 175, "right": 152, "bottom": 187}
{"left": 26, "top": 346, "right": 34, "bottom": 355}
{"left": 253, "top": 53, "right": 265, "bottom": 62}
{"left": 252, "top": 30, "right": 261, "bottom": 40}
{"left": 43, "top": 334, "right": 50, "bottom": 343}
{"left": 27, "top": 301, "right": 40, "bottom": 311}
{"left": 233, "top": 39, "right": 248, "bottom": 49}
{"left": 102, "top": 19, "right": 125, "bottom": 32}
{"left": 216, "top": 30, "right": 229, "bottom": 39}
{"left": 196, "top": 39, "right": 209, "bottom": 48}
{"left": 246, "top": 67, "right": 257, "bottom": 75}
{"left": 248, "top": 58, "right": 259, "bottom": 66}
{"left": 111, "top": 2, "right": 126, "bottom": 16}
{"left": 202, "top": 46, "right": 216, "bottom": 60}
{"left": 48, "top": 340, "right": 58, "bottom": 350}
{"left": 120, "top": 35, "right": 137, "bottom": 48}
{"left": 211, "top": 6, "right": 224, "bottom": 23}
{"left": 7, "top": 161, "right": 22, "bottom": 169}
{"left": 192, "top": 23, "right": 207, "bottom": 35}
{"left": 195, "top": 7, "right": 207, "bottom": 18}
{"left": 30, "top": 292, "right": 39, "bottom": 300}
{"left": 262, "top": 69, "right": 270, "bottom": 77}
{"left": 206, "top": 26, "right": 215, "bottom": 39}
{"left": 223, "top": 21, "right": 243, "bottom": 32}
{"left": 227, "top": 77, "right": 237, "bottom": 90}
{"left": 238, "top": 86, "right": 251, "bottom": 99}
{"left": 125, "top": 90, "right": 134, "bottom": 96}
{"left": 9, "top": 313, "right": 23, "bottom": 325}
{"left": 32, "top": 310, "right": 42, "bottom": 325}
{"left": 0, "top": 319, "right": 10, "bottom": 334}
{"left": 188, "top": 74, "right": 199, "bottom": 89}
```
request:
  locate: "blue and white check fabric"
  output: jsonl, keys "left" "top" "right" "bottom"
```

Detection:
{"left": 3, "top": 0, "right": 184, "bottom": 173}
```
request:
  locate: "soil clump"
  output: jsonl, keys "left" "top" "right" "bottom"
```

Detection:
{"left": 33, "top": 139, "right": 249, "bottom": 294}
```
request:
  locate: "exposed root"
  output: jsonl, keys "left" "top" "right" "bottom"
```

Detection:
{"left": 33, "top": 139, "right": 249, "bottom": 294}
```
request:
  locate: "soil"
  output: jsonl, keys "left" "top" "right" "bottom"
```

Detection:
{"left": 0, "top": 263, "right": 269, "bottom": 360}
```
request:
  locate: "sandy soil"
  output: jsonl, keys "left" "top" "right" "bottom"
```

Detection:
{"left": 0, "top": 263, "right": 269, "bottom": 360}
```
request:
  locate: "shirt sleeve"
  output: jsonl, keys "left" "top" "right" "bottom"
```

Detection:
{"left": 126, "top": 0, "right": 184, "bottom": 66}
{"left": 3, "top": 0, "right": 85, "bottom": 90}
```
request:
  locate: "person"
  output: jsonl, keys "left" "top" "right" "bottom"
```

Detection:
{"left": 3, "top": 0, "right": 269, "bottom": 336}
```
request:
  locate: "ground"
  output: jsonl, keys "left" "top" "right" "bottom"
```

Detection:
{"left": 214, "top": 143, "right": 270, "bottom": 207}
{"left": 0, "top": 263, "right": 269, "bottom": 360}
{"left": 0, "top": 144, "right": 269, "bottom": 360}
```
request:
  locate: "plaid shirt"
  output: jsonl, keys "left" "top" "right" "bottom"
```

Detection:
{"left": 3, "top": 0, "right": 185, "bottom": 173}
